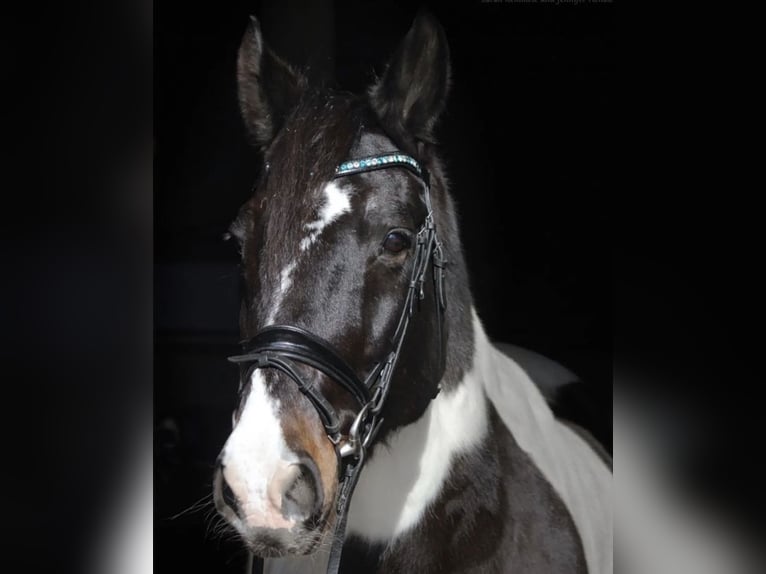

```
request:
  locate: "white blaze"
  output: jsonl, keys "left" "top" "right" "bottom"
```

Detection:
{"left": 266, "top": 261, "right": 297, "bottom": 324}
{"left": 265, "top": 182, "right": 352, "bottom": 323}
{"left": 221, "top": 371, "right": 298, "bottom": 530}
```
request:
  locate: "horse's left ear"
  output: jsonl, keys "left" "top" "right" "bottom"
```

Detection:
{"left": 368, "top": 10, "right": 451, "bottom": 143}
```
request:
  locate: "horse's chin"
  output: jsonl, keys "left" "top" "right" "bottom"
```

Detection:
{"left": 242, "top": 525, "right": 326, "bottom": 559}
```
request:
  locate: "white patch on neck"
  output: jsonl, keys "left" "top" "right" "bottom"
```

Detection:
{"left": 300, "top": 182, "right": 351, "bottom": 252}
{"left": 221, "top": 371, "right": 298, "bottom": 530}
{"left": 346, "top": 351, "right": 489, "bottom": 541}
{"left": 474, "top": 309, "right": 613, "bottom": 574}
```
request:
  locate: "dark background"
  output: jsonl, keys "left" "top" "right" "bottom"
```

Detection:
{"left": 155, "top": 1, "right": 613, "bottom": 571}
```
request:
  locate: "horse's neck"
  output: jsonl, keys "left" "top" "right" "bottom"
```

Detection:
{"left": 345, "top": 310, "right": 490, "bottom": 542}
{"left": 348, "top": 307, "right": 611, "bottom": 570}
{"left": 341, "top": 308, "right": 552, "bottom": 539}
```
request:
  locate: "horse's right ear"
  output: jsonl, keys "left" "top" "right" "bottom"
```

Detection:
{"left": 237, "top": 16, "right": 307, "bottom": 148}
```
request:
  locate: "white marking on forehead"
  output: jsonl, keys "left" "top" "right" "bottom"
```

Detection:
{"left": 265, "top": 182, "right": 351, "bottom": 324}
{"left": 300, "top": 181, "right": 352, "bottom": 252}
{"left": 221, "top": 371, "right": 297, "bottom": 528}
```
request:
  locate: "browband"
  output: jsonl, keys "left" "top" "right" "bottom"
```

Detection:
{"left": 334, "top": 152, "right": 426, "bottom": 182}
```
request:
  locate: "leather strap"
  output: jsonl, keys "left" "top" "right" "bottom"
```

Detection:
{"left": 325, "top": 449, "right": 365, "bottom": 574}
{"left": 229, "top": 325, "right": 373, "bottom": 439}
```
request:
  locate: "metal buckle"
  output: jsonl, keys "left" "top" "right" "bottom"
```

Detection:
{"left": 338, "top": 395, "right": 387, "bottom": 459}
{"left": 339, "top": 403, "right": 371, "bottom": 459}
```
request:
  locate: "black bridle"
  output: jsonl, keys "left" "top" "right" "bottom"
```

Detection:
{"left": 228, "top": 152, "right": 447, "bottom": 574}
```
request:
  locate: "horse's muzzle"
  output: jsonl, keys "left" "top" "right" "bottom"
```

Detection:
{"left": 213, "top": 456, "right": 325, "bottom": 555}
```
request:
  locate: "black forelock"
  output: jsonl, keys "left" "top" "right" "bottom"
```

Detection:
{"left": 244, "top": 90, "right": 364, "bottom": 287}
{"left": 263, "top": 90, "right": 368, "bottom": 201}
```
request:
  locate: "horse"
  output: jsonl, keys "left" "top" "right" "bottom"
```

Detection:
{"left": 213, "top": 11, "right": 612, "bottom": 574}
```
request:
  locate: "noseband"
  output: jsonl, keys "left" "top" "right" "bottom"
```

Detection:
{"left": 228, "top": 152, "right": 447, "bottom": 574}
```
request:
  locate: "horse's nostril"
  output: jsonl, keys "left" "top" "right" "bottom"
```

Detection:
{"left": 282, "top": 461, "right": 322, "bottom": 521}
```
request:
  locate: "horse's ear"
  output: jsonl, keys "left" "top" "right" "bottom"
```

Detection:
{"left": 368, "top": 10, "right": 450, "bottom": 143}
{"left": 237, "top": 16, "right": 307, "bottom": 147}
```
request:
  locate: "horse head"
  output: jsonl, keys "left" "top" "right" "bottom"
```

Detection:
{"left": 213, "top": 11, "right": 473, "bottom": 558}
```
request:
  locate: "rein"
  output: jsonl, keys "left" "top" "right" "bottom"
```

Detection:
{"left": 228, "top": 152, "right": 447, "bottom": 574}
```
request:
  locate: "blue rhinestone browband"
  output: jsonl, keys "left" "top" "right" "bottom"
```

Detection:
{"left": 334, "top": 153, "right": 423, "bottom": 178}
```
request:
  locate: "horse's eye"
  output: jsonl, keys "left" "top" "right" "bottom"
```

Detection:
{"left": 382, "top": 231, "right": 410, "bottom": 254}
